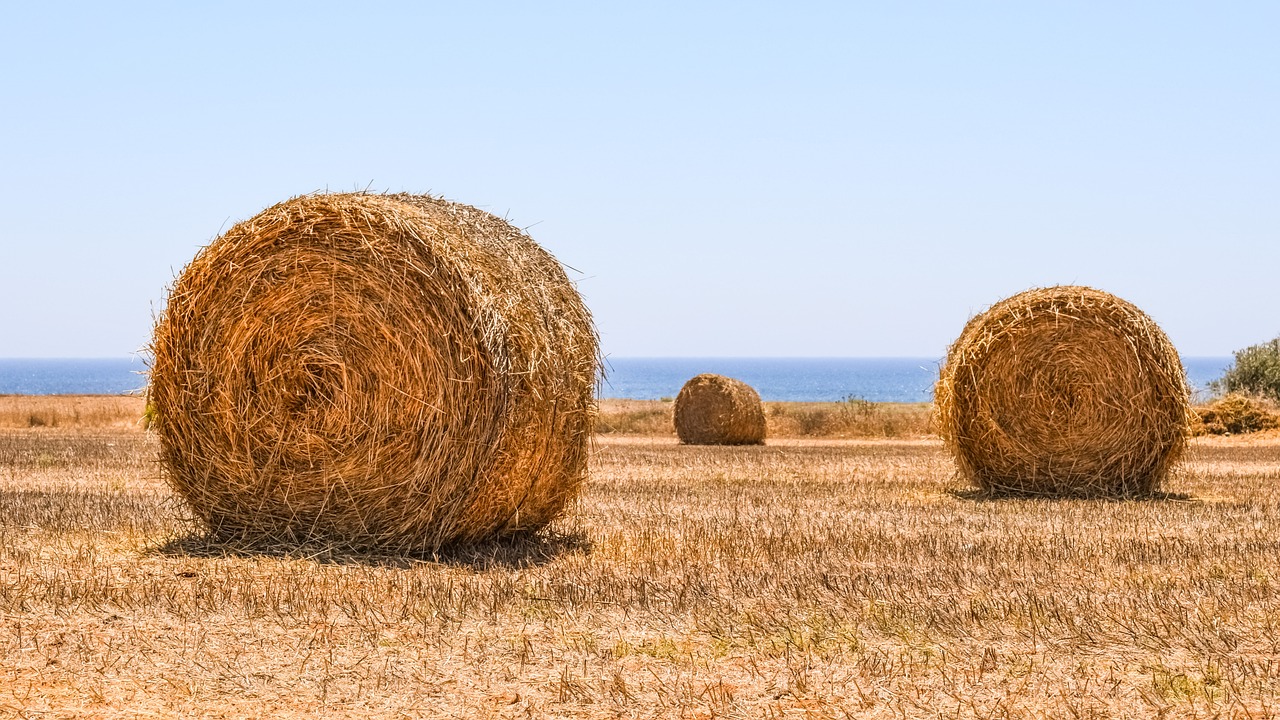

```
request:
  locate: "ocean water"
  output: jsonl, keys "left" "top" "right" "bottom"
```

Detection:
{"left": 600, "top": 356, "right": 1235, "bottom": 403}
{"left": 602, "top": 358, "right": 942, "bottom": 402}
{"left": 0, "top": 356, "right": 1234, "bottom": 403}
{"left": 0, "top": 358, "right": 149, "bottom": 395}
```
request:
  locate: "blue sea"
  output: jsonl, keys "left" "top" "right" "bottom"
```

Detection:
{"left": 601, "top": 357, "right": 1234, "bottom": 402}
{"left": 0, "top": 356, "right": 1233, "bottom": 403}
{"left": 0, "top": 358, "right": 150, "bottom": 395}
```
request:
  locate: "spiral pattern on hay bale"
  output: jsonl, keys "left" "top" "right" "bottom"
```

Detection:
{"left": 934, "top": 286, "right": 1191, "bottom": 496}
{"left": 673, "top": 374, "right": 766, "bottom": 445}
{"left": 149, "top": 193, "right": 599, "bottom": 551}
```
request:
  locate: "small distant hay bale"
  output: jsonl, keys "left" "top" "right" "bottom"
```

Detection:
{"left": 1195, "top": 394, "right": 1280, "bottom": 435}
{"left": 148, "top": 192, "right": 599, "bottom": 552}
{"left": 673, "top": 374, "right": 766, "bottom": 445}
{"left": 934, "top": 286, "right": 1192, "bottom": 496}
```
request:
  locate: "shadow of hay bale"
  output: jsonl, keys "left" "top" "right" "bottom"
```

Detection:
{"left": 946, "top": 487, "right": 1197, "bottom": 503}
{"left": 147, "top": 528, "right": 591, "bottom": 570}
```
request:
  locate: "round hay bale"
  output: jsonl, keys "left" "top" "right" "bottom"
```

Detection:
{"left": 934, "top": 286, "right": 1191, "bottom": 496}
{"left": 148, "top": 192, "right": 599, "bottom": 551}
{"left": 673, "top": 374, "right": 766, "bottom": 445}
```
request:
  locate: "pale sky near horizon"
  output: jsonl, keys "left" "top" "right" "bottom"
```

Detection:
{"left": 1, "top": 2, "right": 1276, "bottom": 359}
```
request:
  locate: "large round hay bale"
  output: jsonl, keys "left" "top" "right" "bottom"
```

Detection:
{"left": 148, "top": 192, "right": 599, "bottom": 551}
{"left": 934, "top": 286, "right": 1191, "bottom": 495}
{"left": 673, "top": 374, "right": 766, "bottom": 445}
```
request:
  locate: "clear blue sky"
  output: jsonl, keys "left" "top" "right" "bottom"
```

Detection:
{"left": 1, "top": 2, "right": 1275, "bottom": 359}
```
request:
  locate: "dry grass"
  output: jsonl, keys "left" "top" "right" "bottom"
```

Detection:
{"left": 767, "top": 399, "right": 933, "bottom": 438}
{"left": 0, "top": 394, "right": 145, "bottom": 429}
{"left": 149, "top": 192, "right": 599, "bottom": 552}
{"left": 3, "top": 398, "right": 1280, "bottom": 717}
{"left": 599, "top": 399, "right": 933, "bottom": 439}
{"left": 596, "top": 399, "right": 678, "bottom": 435}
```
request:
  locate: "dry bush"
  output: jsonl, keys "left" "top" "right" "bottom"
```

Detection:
{"left": 767, "top": 399, "right": 932, "bottom": 438}
{"left": 0, "top": 395, "right": 145, "bottom": 429}
{"left": 598, "top": 399, "right": 933, "bottom": 438}
{"left": 1194, "top": 394, "right": 1280, "bottom": 435}
{"left": 673, "top": 374, "right": 766, "bottom": 445}
{"left": 148, "top": 192, "right": 599, "bottom": 552}
{"left": 935, "top": 286, "right": 1192, "bottom": 496}
{"left": 596, "top": 399, "right": 675, "bottom": 435}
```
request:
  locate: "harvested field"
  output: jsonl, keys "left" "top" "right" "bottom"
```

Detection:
{"left": 1, "top": 398, "right": 1279, "bottom": 717}
{"left": 0, "top": 394, "right": 144, "bottom": 429}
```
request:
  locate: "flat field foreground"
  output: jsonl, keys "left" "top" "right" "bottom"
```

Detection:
{"left": 2, "top": 399, "right": 1280, "bottom": 718}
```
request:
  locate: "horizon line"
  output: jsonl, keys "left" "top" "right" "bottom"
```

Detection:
{"left": 0, "top": 354, "right": 1237, "bottom": 361}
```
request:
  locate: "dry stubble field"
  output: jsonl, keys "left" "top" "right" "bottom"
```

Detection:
{"left": 1, "top": 396, "right": 1279, "bottom": 718}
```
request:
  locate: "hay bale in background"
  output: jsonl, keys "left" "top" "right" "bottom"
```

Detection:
{"left": 674, "top": 374, "right": 766, "bottom": 445}
{"left": 149, "top": 193, "right": 599, "bottom": 552}
{"left": 934, "top": 286, "right": 1191, "bottom": 495}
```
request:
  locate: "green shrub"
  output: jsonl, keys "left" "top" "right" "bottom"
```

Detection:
{"left": 1213, "top": 338, "right": 1280, "bottom": 401}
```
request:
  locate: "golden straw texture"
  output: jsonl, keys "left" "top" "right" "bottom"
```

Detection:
{"left": 934, "top": 286, "right": 1192, "bottom": 496}
{"left": 673, "top": 374, "right": 767, "bottom": 445}
{"left": 149, "top": 193, "right": 599, "bottom": 551}
{"left": 1195, "top": 394, "right": 1280, "bottom": 435}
